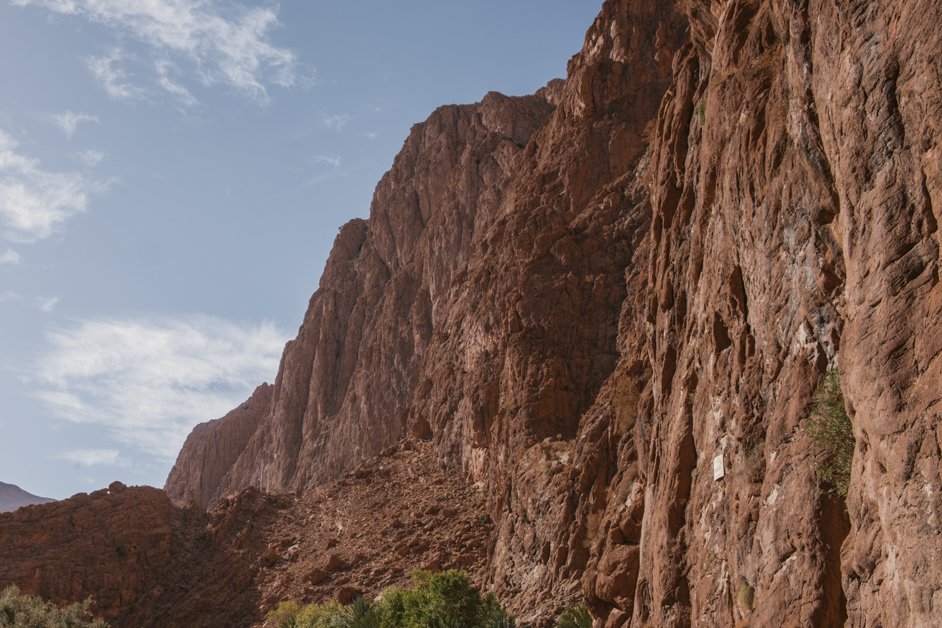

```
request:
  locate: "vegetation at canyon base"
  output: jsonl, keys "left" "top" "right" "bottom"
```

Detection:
{"left": 806, "top": 368, "right": 854, "bottom": 498}
{"left": 0, "top": 586, "right": 108, "bottom": 628}
{"left": 269, "top": 570, "right": 514, "bottom": 628}
{"left": 555, "top": 605, "right": 592, "bottom": 628}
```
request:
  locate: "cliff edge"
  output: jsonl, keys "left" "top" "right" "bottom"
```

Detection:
{"left": 135, "top": 0, "right": 942, "bottom": 624}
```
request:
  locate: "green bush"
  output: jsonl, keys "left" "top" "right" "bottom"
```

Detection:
{"left": 556, "top": 605, "right": 591, "bottom": 628}
{"left": 269, "top": 570, "right": 514, "bottom": 628}
{"left": 806, "top": 369, "right": 854, "bottom": 498}
{"left": 0, "top": 586, "right": 108, "bottom": 628}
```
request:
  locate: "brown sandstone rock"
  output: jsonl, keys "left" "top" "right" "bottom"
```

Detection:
{"left": 166, "top": 383, "right": 273, "bottom": 507}
{"left": 0, "top": 442, "right": 491, "bottom": 627}
{"left": 159, "top": 0, "right": 942, "bottom": 624}
{"left": 167, "top": 90, "right": 557, "bottom": 503}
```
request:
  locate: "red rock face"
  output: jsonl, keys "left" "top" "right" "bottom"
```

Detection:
{"left": 160, "top": 0, "right": 940, "bottom": 625}
{"left": 167, "top": 91, "right": 558, "bottom": 504}
{"left": 0, "top": 482, "right": 262, "bottom": 627}
{"left": 0, "top": 444, "right": 492, "bottom": 627}
{"left": 166, "top": 383, "right": 272, "bottom": 508}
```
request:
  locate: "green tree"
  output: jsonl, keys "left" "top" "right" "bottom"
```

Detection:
{"left": 0, "top": 586, "right": 108, "bottom": 628}
{"left": 269, "top": 570, "right": 514, "bottom": 628}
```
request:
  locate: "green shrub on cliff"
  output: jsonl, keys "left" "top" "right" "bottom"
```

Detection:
{"left": 806, "top": 368, "right": 855, "bottom": 498}
{"left": 0, "top": 586, "right": 108, "bottom": 628}
{"left": 269, "top": 570, "right": 513, "bottom": 628}
{"left": 555, "top": 605, "right": 591, "bottom": 628}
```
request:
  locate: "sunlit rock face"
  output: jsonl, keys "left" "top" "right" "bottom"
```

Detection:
{"left": 162, "top": 0, "right": 942, "bottom": 625}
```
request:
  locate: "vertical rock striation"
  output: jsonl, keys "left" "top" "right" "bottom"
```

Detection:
{"left": 165, "top": 383, "right": 272, "bottom": 508}
{"left": 168, "top": 92, "right": 557, "bottom": 506}
{"left": 166, "top": 0, "right": 942, "bottom": 625}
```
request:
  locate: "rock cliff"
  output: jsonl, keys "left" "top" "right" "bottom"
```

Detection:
{"left": 165, "top": 383, "right": 272, "bottom": 508}
{"left": 5, "top": 0, "right": 940, "bottom": 625}
{"left": 167, "top": 90, "right": 557, "bottom": 507}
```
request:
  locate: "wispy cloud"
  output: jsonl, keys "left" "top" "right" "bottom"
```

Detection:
{"left": 0, "top": 291, "right": 58, "bottom": 311}
{"left": 321, "top": 113, "right": 351, "bottom": 131}
{"left": 0, "top": 248, "right": 20, "bottom": 265}
{"left": 155, "top": 59, "right": 197, "bottom": 107}
{"left": 0, "top": 129, "right": 103, "bottom": 242}
{"left": 78, "top": 149, "right": 106, "bottom": 168}
{"left": 311, "top": 154, "right": 341, "bottom": 168}
{"left": 38, "top": 296, "right": 59, "bottom": 312}
{"left": 33, "top": 315, "right": 286, "bottom": 459}
{"left": 56, "top": 448, "right": 122, "bottom": 466}
{"left": 86, "top": 49, "right": 147, "bottom": 102}
{"left": 48, "top": 111, "right": 99, "bottom": 139}
{"left": 13, "top": 0, "right": 302, "bottom": 103}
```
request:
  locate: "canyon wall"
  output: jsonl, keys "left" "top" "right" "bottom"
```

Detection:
{"left": 165, "top": 0, "right": 942, "bottom": 625}
{"left": 168, "top": 89, "right": 558, "bottom": 507}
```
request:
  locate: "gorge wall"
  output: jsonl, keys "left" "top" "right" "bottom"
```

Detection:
{"left": 157, "top": 0, "right": 939, "bottom": 625}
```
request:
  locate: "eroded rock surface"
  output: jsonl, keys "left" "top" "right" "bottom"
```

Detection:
{"left": 0, "top": 482, "right": 259, "bottom": 627}
{"left": 0, "top": 442, "right": 491, "bottom": 627}
{"left": 167, "top": 90, "right": 557, "bottom": 506}
{"left": 166, "top": 383, "right": 272, "bottom": 508}
{"left": 104, "top": 0, "right": 942, "bottom": 625}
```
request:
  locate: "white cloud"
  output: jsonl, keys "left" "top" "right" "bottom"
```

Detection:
{"left": 14, "top": 0, "right": 301, "bottom": 102}
{"left": 0, "top": 248, "right": 20, "bottom": 264}
{"left": 78, "top": 149, "right": 106, "bottom": 168}
{"left": 86, "top": 49, "right": 147, "bottom": 102}
{"left": 49, "top": 111, "right": 99, "bottom": 139}
{"left": 0, "top": 129, "right": 100, "bottom": 242}
{"left": 311, "top": 154, "right": 341, "bottom": 168}
{"left": 0, "top": 291, "right": 59, "bottom": 311}
{"left": 321, "top": 113, "right": 351, "bottom": 131}
{"left": 38, "top": 296, "right": 59, "bottom": 312}
{"left": 34, "top": 315, "right": 286, "bottom": 459}
{"left": 155, "top": 59, "right": 197, "bottom": 107}
{"left": 57, "top": 448, "right": 122, "bottom": 466}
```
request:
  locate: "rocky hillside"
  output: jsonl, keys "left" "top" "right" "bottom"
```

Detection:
{"left": 1, "top": 0, "right": 939, "bottom": 625}
{"left": 0, "top": 481, "right": 53, "bottom": 513}
{"left": 0, "top": 441, "right": 492, "bottom": 627}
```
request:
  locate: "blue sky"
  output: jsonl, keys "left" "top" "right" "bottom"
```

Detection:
{"left": 0, "top": 0, "right": 602, "bottom": 500}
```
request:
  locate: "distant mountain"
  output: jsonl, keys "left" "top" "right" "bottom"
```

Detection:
{"left": 0, "top": 481, "right": 54, "bottom": 513}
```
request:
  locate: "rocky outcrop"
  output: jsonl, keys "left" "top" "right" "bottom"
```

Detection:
{"left": 0, "top": 481, "right": 53, "bottom": 513}
{"left": 0, "top": 443, "right": 492, "bottom": 627}
{"left": 167, "top": 90, "right": 557, "bottom": 504}
{"left": 160, "top": 0, "right": 939, "bottom": 624}
{"left": 166, "top": 384, "right": 272, "bottom": 508}
{"left": 0, "top": 482, "right": 253, "bottom": 627}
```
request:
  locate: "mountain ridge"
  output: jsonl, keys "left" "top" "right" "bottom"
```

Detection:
{"left": 0, "top": 481, "right": 54, "bottom": 513}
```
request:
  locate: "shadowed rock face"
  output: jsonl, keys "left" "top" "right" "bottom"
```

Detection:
{"left": 0, "top": 443, "right": 493, "bottom": 628}
{"left": 0, "top": 483, "right": 262, "bottom": 628}
{"left": 158, "top": 0, "right": 940, "bottom": 625}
